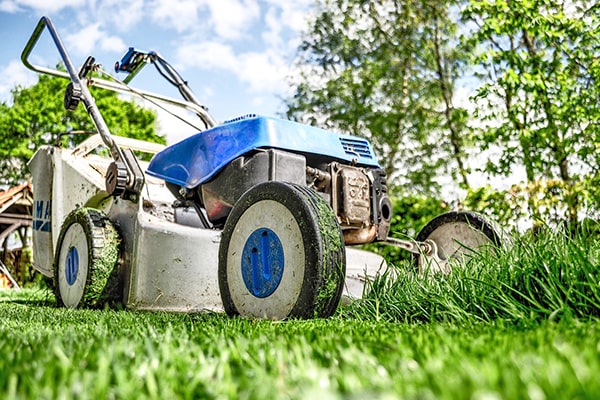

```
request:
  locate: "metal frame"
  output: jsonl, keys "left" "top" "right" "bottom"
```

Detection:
{"left": 22, "top": 17, "right": 125, "bottom": 167}
{"left": 21, "top": 17, "right": 217, "bottom": 130}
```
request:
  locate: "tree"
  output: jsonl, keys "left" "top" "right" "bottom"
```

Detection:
{"left": 286, "top": 0, "right": 472, "bottom": 195}
{"left": 0, "top": 73, "right": 165, "bottom": 185}
{"left": 463, "top": 0, "right": 600, "bottom": 226}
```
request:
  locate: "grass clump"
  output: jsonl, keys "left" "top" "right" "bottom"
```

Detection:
{"left": 344, "top": 227, "right": 600, "bottom": 323}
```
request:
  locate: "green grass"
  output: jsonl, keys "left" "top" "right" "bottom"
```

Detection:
{"left": 1, "top": 228, "right": 599, "bottom": 399}
{"left": 347, "top": 228, "right": 600, "bottom": 323}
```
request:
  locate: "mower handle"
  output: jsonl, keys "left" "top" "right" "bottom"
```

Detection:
{"left": 21, "top": 16, "right": 217, "bottom": 130}
{"left": 21, "top": 16, "right": 125, "bottom": 162}
{"left": 114, "top": 47, "right": 210, "bottom": 117}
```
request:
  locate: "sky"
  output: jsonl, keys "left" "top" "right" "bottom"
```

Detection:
{"left": 0, "top": 0, "right": 315, "bottom": 144}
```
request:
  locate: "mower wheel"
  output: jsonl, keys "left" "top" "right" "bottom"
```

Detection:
{"left": 218, "top": 181, "right": 345, "bottom": 320}
{"left": 415, "top": 211, "right": 504, "bottom": 274}
{"left": 54, "top": 208, "right": 121, "bottom": 308}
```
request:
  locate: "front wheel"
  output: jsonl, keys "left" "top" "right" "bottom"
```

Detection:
{"left": 54, "top": 208, "right": 121, "bottom": 308}
{"left": 218, "top": 181, "right": 346, "bottom": 320}
{"left": 415, "top": 211, "right": 505, "bottom": 274}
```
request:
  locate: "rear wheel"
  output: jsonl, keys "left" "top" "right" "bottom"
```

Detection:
{"left": 415, "top": 211, "right": 504, "bottom": 274}
{"left": 218, "top": 181, "right": 345, "bottom": 320}
{"left": 54, "top": 208, "right": 121, "bottom": 308}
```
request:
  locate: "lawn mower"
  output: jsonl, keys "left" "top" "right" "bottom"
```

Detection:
{"left": 21, "top": 16, "right": 504, "bottom": 319}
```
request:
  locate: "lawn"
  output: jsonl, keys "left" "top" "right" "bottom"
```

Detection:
{"left": 1, "top": 228, "right": 599, "bottom": 399}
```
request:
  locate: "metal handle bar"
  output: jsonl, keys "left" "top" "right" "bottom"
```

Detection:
{"left": 87, "top": 77, "right": 217, "bottom": 129}
{"left": 21, "top": 17, "right": 217, "bottom": 131}
{"left": 21, "top": 16, "right": 126, "bottom": 163}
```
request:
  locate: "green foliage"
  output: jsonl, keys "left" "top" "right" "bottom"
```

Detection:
{"left": 0, "top": 72, "right": 165, "bottom": 185}
{"left": 289, "top": 0, "right": 600, "bottom": 228}
{"left": 464, "top": 181, "right": 599, "bottom": 231}
{"left": 287, "top": 0, "right": 472, "bottom": 195}
{"left": 463, "top": 0, "right": 600, "bottom": 224}
{"left": 463, "top": 185, "right": 528, "bottom": 231}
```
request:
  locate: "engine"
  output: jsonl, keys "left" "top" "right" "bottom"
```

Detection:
{"left": 176, "top": 148, "right": 392, "bottom": 245}
{"left": 309, "top": 162, "right": 392, "bottom": 244}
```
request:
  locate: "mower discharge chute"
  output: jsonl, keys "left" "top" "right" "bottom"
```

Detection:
{"left": 23, "top": 16, "right": 504, "bottom": 319}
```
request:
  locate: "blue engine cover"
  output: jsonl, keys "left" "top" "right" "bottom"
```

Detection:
{"left": 146, "top": 115, "right": 380, "bottom": 189}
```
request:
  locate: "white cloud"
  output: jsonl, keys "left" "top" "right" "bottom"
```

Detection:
{"left": 171, "top": 2, "right": 313, "bottom": 98}
{"left": 0, "top": 0, "right": 85, "bottom": 14}
{"left": 261, "top": 1, "right": 313, "bottom": 51}
{"left": 100, "top": 35, "right": 127, "bottom": 53}
{"left": 250, "top": 96, "right": 264, "bottom": 107}
{"left": 262, "top": 6, "right": 283, "bottom": 49}
{"left": 0, "top": 1, "right": 19, "bottom": 12}
{"left": 148, "top": 0, "right": 200, "bottom": 33}
{"left": 85, "top": 0, "right": 146, "bottom": 33}
{"left": 147, "top": 0, "right": 260, "bottom": 40}
{"left": 0, "top": 59, "right": 37, "bottom": 102}
{"left": 237, "top": 51, "right": 288, "bottom": 93}
{"left": 265, "top": 0, "right": 314, "bottom": 32}
{"left": 64, "top": 23, "right": 126, "bottom": 56}
{"left": 204, "top": 0, "right": 260, "bottom": 40}
{"left": 176, "top": 41, "right": 289, "bottom": 94}
{"left": 176, "top": 41, "right": 238, "bottom": 70}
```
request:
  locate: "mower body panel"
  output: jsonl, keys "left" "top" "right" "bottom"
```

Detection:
{"left": 147, "top": 116, "right": 380, "bottom": 189}
{"left": 28, "top": 135, "right": 385, "bottom": 311}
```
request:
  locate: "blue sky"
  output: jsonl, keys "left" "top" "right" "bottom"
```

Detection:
{"left": 0, "top": 0, "right": 314, "bottom": 143}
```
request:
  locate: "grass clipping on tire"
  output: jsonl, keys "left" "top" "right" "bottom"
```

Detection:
{"left": 79, "top": 208, "right": 121, "bottom": 308}
{"left": 308, "top": 190, "right": 345, "bottom": 319}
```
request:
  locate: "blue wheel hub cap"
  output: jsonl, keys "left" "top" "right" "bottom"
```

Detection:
{"left": 241, "top": 228, "right": 284, "bottom": 298}
{"left": 65, "top": 246, "right": 79, "bottom": 286}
